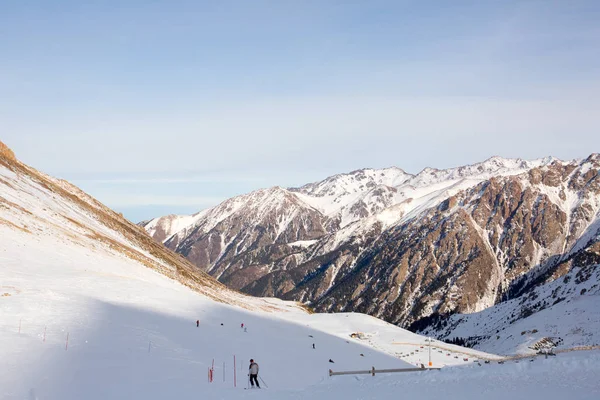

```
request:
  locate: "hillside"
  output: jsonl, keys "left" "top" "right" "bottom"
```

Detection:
{"left": 419, "top": 262, "right": 600, "bottom": 355}
{"left": 0, "top": 140, "right": 252, "bottom": 308}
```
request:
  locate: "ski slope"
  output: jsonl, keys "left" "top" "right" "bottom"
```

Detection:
{"left": 298, "top": 351, "right": 600, "bottom": 400}
{"left": 3, "top": 224, "right": 600, "bottom": 399}
{"left": 1, "top": 220, "right": 496, "bottom": 399}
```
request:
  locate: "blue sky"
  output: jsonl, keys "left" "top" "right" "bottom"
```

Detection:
{"left": 2, "top": 0, "right": 599, "bottom": 222}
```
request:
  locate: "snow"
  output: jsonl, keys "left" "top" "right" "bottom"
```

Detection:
{"left": 144, "top": 211, "right": 208, "bottom": 243}
{"left": 4, "top": 223, "right": 599, "bottom": 399}
{"left": 0, "top": 224, "right": 394, "bottom": 395}
{"left": 0, "top": 223, "right": 493, "bottom": 399}
{"left": 301, "top": 351, "right": 600, "bottom": 400}
{"left": 287, "top": 239, "right": 319, "bottom": 248}
{"left": 3, "top": 235, "right": 599, "bottom": 400}
{"left": 421, "top": 264, "right": 600, "bottom": 356}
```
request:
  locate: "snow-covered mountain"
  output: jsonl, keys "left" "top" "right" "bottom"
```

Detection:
{"left": 2, "top": 140, "right": 518, "bottom": 399}
{"left": 2, "top": 140, "right": 599, "bottom": 399}
{"left": 143, "top": 154, "right": 600, "bottom": 351}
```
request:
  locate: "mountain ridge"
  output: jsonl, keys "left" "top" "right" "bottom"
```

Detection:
{"left": 143, "top": 153, "right": 600, "bottom": 344}
{"left": 147, "top": 155, "right": 564, "bottom": 244}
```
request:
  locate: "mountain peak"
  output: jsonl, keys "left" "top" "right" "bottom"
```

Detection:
{"left": 0, "top": 141, "right": 16, "bottom": 162}
{"left": 292, "top": 166, "right": 411, "bottom": 197}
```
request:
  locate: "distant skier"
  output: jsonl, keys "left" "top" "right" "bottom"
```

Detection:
{"left": 312, "top": 343, "right": 315, "bottom": 349}
{"left": 244, "top": 327, "right": 247, "bottom": 333}
{"left": 329, "top": 359, "right": 334, "bottom": 363}
{"left": 241, "top": 323, "right": 244, "bottom": 329}
{"left": 248, "top": 359, "right": 260, "bottom": 388}
{"left": 196, "top": 320, "right": 199, "bottom": 327}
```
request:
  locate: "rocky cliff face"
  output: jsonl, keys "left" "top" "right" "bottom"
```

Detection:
{"left": 143, "top": 155, "right": 600, "bottom": 331}
{"left": 311, "top": 157, "right": 600, "bottom": 327}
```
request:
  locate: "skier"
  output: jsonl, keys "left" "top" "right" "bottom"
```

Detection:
{"left": 312, "top": 343, "right": 315, "bottom": 349}
{"left": 248, "top": 359, "right": 260, "bottom": 388}
{"left": 196, "top": 320, "right": 199, "bottom": 327}
{"left": 329, "top": 359, "right": 334, "bottom": 363}
{"left": 241, "top": 323, "right": 244, "bottom": 329}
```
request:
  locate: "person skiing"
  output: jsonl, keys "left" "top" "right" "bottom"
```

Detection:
{"left": 312, "top": 343, "right": 315, "bottom": 349}
{"left": 196, "top": 320, "right": 199, "bottom": 327}
{"left": 248, "top": 359, "right": 260, "bottom": 388}
{"left": 241, "top": 323, "right": 244, "bottom": 329}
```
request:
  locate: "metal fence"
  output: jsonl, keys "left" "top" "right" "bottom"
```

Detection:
{"left": 329, "top": 365, "right": 441, "bottom": 377}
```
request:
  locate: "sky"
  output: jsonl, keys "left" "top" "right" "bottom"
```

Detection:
{"left": 1, "top": 0, "right": 599, "bottom": 222}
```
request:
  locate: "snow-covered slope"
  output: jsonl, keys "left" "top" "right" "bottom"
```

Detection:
{"left": 305, "top": 351, "right": 600, "bottom": 400}
{"left": 3, "top": 221, "right": 597, "bottom": 399}
{"left": 0, "top": 226, "right": 408, "bottom": 398}
{"left": 420, "top": 263, "right": 600, "bottom": 355}
{"left": 141, "top": 211, "right": 208, "bottom": 243}
{"left": 0, "top": 142, "right": 252, "bottom": 307}
{"left": 4, "top": 233, "right": 598, "bottom": 400}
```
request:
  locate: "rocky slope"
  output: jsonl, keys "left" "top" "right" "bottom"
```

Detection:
{"left": 143, "top": 155, "right": 600, "bottom": 333}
